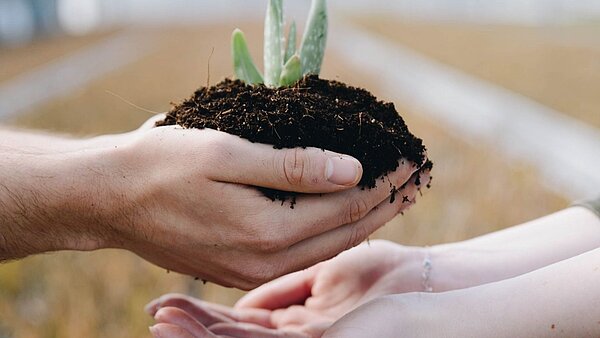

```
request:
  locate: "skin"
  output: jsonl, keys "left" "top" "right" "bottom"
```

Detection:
{"left": 146, "top": 207, "right": 600, "bottom": 337}
{"left": 0, "top": 115, "right": 426, "bottom": 290}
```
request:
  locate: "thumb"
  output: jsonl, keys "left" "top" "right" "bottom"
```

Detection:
{"left": 206, "top": 130, "right": 363, "bottom": 193}
{"left": 235, "top": 267, "right": 319, "bottom": 310}
{"left": 137, "top": 113, "right": 167, "bottom": 131}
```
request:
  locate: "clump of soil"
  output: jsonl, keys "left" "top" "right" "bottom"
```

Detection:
{"left": 158, "top": 75, "right": 431, "bottom": 201}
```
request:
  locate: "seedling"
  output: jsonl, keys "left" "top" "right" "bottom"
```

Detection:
{"left": 160, "top": 0, "right": 431, "bottom": 204}
{"left": 231, "top": 0, "right": 328, "bottom": 87}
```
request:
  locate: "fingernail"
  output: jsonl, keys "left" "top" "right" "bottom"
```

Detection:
{"left": 326, "top": 156, "right": 362, "bottom": 186}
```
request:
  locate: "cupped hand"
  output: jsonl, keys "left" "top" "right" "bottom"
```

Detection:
{"left": 145, "top": 238, "right": 430, "bottom": 337}
{"left": 83, "top": 116, "right": 426, "bottom": 289}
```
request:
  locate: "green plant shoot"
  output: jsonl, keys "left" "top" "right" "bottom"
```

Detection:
{"left": 284, "top": 21, "right": 297, "bottom": 63}
{"left": 231, "top": 29, "right": 264, "bottom": 85}
{"left": 279, "top": 54, "right": 302, "bottom": 87}
{"left": 300, "top": 0, "right": 327, "bottom": 76}
{"left": 264, "top": 0, "right": 284, "bottom": 87}
{"left": 230, "top": 0, "right": 328, "bottom": 87}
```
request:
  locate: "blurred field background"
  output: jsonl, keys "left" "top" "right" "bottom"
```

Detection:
{"left": 1, "top": 0, "right": 599, "bottom": 337}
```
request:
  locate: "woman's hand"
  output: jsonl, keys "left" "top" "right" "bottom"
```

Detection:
{"left": 146, "top": 246, "right": 600, "bottom": 338}
{"left": 234, "top": 240, "right": 426, "bottom": 326}
{"left": 143, "top": 205, "right": 600, "bottom": 337}
{"left": 145, "top": 240, "right": 429, "bottom": 336}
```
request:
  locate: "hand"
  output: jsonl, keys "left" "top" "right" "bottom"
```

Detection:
{"left": 235, "top": 240, "right": 425, "bottom": 326}
{"left": 0, "top": 115, "right": 427, "bottom": 288}
{"left": 0, "top": 114, "right": 427, "bottom": 288}
{"left": 145, "top": 240, "right": 429, "bottom": 337}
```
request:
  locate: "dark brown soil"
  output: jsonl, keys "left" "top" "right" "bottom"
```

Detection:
{"left": 158, "top": 75, "right": 431, "bottom": 201}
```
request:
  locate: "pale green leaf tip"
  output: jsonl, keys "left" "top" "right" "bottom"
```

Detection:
{"left": 279, "top": 54, "right": 302, "bottom": 87}
{"left": 300, "top": 0, "right": 328, "bottom": 76}
{"left": 264, "top": 0, "right": 284, "bottom": 87}
{"left": 284, "top": 21, "right": 297, "bottom": 63}
{"left": 232, "top": 28, "right": 264, "bottom": 85}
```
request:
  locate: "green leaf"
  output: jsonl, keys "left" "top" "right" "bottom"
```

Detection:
{"left": 279, "top": 54, "right": 302, "bottom": 87}
{"left": 231, "top": 29, "right": 264, "bottom": 85}
{"left": 284, "top": 21, "right": 297, "bottom": 63}
{"left": 264, "top": 0, "right": 284, "bottom": 87}
{"left": 300, "top": 0, "right": 328, "bottom": 76}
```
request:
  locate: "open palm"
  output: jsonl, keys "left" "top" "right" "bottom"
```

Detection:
{"left": 146, "top": 240, "right": 424, "bottom": 337}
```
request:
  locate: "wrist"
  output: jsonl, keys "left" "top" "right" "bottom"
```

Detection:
{"left": 0, "top": 141, "right": 133, "bottom": 259}
{"left": 384, "top": 242, "right": 432, "bottom": 293}
{"left": 0, "top": 151, "right": 94, "bottom": 258}
{"left": 427, "top": 242, "right": 515, "bottom": 292}
{"left": 56, "top": 142, "right": 136, "bottom": 251}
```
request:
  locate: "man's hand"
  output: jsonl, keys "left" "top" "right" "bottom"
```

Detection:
{"left": 0, "top": 116, "right": 427, "bottom": 289}
{"left": 104, "top": 123, "right": 425, "bottom": 289}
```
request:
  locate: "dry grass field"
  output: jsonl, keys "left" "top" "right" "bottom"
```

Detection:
{"left": 355, "top": 17, "right": 600, "bottom": 128}
{"left": 0, "top": 21, "right": 573, "bottom": 337}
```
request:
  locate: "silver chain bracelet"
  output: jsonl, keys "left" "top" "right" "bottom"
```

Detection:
{"left": 421, "top": 247, "right": 433, "bottom": 292}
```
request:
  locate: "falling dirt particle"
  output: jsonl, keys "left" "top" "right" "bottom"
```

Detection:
{"left": 551, "top": 324, "right": 555, "bottom": 329}
{"left": 389, "top": 186, "right": 398, "bottom": 203}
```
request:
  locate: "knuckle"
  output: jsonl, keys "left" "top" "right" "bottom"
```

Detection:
{"left": 282, "top": 148, "right": 310, "bottom": 187}
{"left": 344, "top": 197, "right": 370, "bottom": 224}
{"left": 344, "top": 225, "right": 369, "bottom": 251}
{"left": 202, "top": 132, "right": 233, "bottom": 162}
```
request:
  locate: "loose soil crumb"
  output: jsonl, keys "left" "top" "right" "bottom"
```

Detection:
{"left": 158, "top": 75, "right": 431, "bottom": 200}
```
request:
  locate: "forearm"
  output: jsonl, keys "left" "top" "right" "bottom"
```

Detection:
{"left": 425, "top": 246, "right": 600, "bottom": 337}
{"left": 327, "top": 247, "right": 600, "bottom": 337}
{"left": 430, "top": 206, "right": 600, "bottom": 291}
{"left": 0, "top": 144, "right": 116, "bottom": 261}
{"left": 0, "top": 127, "right": 131, "bottom": 154}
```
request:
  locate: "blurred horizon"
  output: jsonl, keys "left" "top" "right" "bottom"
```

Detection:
{"left": 2, "top": 0, "right": 600, "bottom": 47}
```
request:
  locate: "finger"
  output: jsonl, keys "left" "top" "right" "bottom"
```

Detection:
{"left": 146, "top": 293, "right": 200, "bottom": 317}
{"left": 282, "top": 171, "right": 430, "bottom": 273}
{"left": 138, "top": 113, "right": 167, "bottom": 131}
{"left": 235, "top": 267, "right": 319, "bottom": 311}
{"left": 273, "top": 159, "right": 420, "bottom": 244}
{"left": 204, "top": 129, "right": 363, "bottom": 193}
{"left": 164, "top": 297, "right": 273, "bottom": 328}
{"left": 157, "top": 296, "right": 235, "bottom": 327}
{"left": 155, "top": 307, "right": 216, "bottom": 338}
{"left": 150, "top": 324, "right": 204, "bottom": 338}
{"left": 147, "top": 293, "right": 274, "bottom": 328}
{"left": 209, "top": 322, "right": 308, "bottom": 338}
{"left": 271, "top": 306, "right": 328, "bottom": 328}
